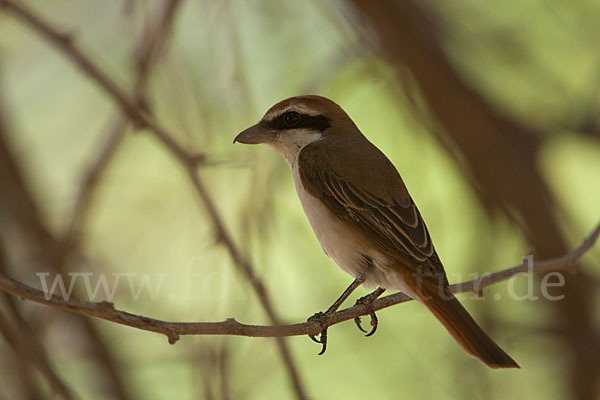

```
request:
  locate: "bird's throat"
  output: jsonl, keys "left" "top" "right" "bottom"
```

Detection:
{"left": 267, "top": 130, "right": 322, "bottom": 167}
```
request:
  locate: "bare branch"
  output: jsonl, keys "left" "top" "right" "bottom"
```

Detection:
{"left": 1, "top": 2, "right": 309, "bottom": 398}
{"left": 452, "top": 222, "right": 600, "bottom": 294}
{"left": 0, "top": 242, "right": 73, "bottom": 399}
{"left": 1, "top": 223, "right": 597, "bottom": 341}
{"left": 0, "top": 301, "right": 75, "bottom": 400}
{"left": 0, "top": 75, "right": 75, "bottom": 400}
{"left": 61, "top": 0, "right": 182, "bottom": 250}
{"left": 0, "top": 2, "right": 183, "bottom": 400}
{"left": 0, "top": 0, "right": 193, "bottom": 162}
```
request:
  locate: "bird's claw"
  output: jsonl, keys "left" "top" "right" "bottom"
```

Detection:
{"left": 307, "top": 311, "right": 330, "bottom": 354}
{"left": 353, "top": 294, "right": 380, "bottom": 337}
{"left": 354, "top": 316, "right": 368, "bottom": 333}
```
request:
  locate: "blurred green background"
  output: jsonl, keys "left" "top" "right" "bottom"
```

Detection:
{"left": 0, "top": 0, "right": 599, "bottom": 399}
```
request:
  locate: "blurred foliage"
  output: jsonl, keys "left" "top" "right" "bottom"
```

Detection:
{"left": 0, "top": 0, "right": 599, "bottom": 399}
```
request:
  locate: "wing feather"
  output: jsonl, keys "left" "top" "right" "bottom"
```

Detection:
{"left": 331, "top": 173, "right": 433, "bottom": 262}
{"left": 298, "top": 139, "right": 443, "bottom": 278}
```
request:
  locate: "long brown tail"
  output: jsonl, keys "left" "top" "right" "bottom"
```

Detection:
{"left": 419, "top": 286, "right": 519, "bottom": 369}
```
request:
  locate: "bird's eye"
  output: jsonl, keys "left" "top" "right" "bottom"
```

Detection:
{"left": 283, "top": 112, "right": 301, "bottom": 127}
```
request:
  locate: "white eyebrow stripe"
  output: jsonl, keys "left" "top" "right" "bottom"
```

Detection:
{"left": 263, "top": 103, "right": 320, "bottom": 121}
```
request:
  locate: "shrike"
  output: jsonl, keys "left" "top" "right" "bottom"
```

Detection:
{"left": 234, "top": 95, "right": 518, "bottom": 369}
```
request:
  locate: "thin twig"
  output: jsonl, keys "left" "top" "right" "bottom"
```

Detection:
{"left": 0, "top": 2, "right": 184, "bottom": 400}
{"left": 453, "top": 222, "right": 600, "bottom": 294}
{"left": 0, "top": 253, "right": 75, "bottom": 400}
{"left": 0, "top": 302, "right": 75, "bottom": 400}
{"left": 1, "top": 223, "right": 597, "bottom": 341}
{"left": 0, "top": 309, "right": 44, "bottom": 400}
{"left": 61, "top": 0, "right": 182, "bottom": 251}
{"left": 0, "top": 77, "right": 76, "bottom": 400}
{"left": 1, "top": 2, "right": 308, "bottom": 398}
{"left": 0, "top": 0, "right": 192, "bottom": 163}
{"left": 180, "top": 130, "right": 309, "bottom": 400}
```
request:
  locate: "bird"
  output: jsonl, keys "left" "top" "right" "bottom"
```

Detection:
{"left": 234, "top": 95, "right": 519, "bottom": 369}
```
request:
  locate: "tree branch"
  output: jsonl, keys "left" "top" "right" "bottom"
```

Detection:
{"left": 0, "top": 248, "right": 74, "bottom": 400}
{"left": 0, "top": 0, "right": 193, "bottom": 163}
{"left": 0, "top": 2, "right": 309, "bottom": 398}
{"left": 61, "top": 0, "right": 182, "bottom": 253}
{"left": 349, "top": 3, "right": 600, "bottom": 396}
{"left": 1, "top": 223, "right": 597, "bottom": 342}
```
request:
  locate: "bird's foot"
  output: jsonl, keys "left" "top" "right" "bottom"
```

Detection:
{"left": 353, "top": 292, "right": 381, "bottom": 337}
{"left": 307, "top": 311, "right": 332, "bottom": 355}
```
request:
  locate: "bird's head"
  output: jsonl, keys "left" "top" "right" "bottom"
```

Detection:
{"left": 234, "top": 95, "right": 359, "bottom": 164}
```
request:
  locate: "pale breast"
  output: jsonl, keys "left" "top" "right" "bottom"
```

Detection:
{"left": 293, "top": 165, "right": 361, "bottom": 267}
{"left": 290, "top": 157, "right": 419, "bottom": 298}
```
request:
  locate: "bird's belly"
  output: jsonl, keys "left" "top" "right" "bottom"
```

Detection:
{"left": 291, "top": 169, "right": 363, "bottom": 269}
{"left": 299, "top": 193, "right": 369, "bottom": 277}
{"left": 291, "top": 168, "right": 408, "bottom": 293}
{"left": 291, "top": 165, "right": 418, "bottom": 298}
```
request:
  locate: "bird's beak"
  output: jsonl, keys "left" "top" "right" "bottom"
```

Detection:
{"left": 233, "top": 123, "right": 273, "bottom": 144}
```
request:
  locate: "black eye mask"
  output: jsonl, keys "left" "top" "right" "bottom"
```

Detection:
{"left": 262, "top": 112, "right": 331, "bottom": 132}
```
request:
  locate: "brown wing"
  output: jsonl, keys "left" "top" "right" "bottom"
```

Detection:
{"left": 298, "top": 137, "right": 447, "bottom": 282}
